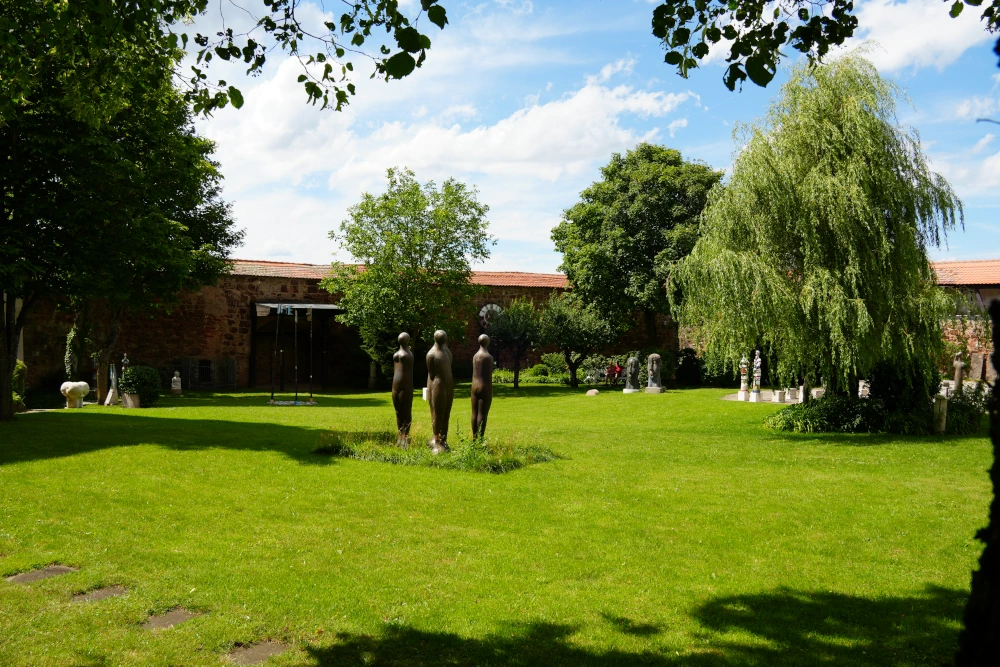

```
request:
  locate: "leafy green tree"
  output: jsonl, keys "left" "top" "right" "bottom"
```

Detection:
{"left": 671, "top": 55, "right": 961, "bottom": 395}
{"left": 1, "top": 1, "right": 450, "bottom": 120}
{"left": 538, "top": 293, "right": 615, "bottom": 388}
{"left": 1, "top": 56, "right": 240, "bottom": 419}
{"left": 485, "top": 298, "right": 539, "bottom": 389}
{"left": 552, "top": 143, "right": 722, "bottom": 346}
{"left": 321, "top": 168, "right": 493, "bottom": 373}
{"left": 650, "top": 0, "right": 1000, "bottom": 90}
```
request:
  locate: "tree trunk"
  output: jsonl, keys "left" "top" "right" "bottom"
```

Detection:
{"left": 512, "top": 345, "right": 522, "bottom": 389}
{"left": 644, "top": 309, "right": 659, "bottom": 348}
{"left": 1, "top": 292, "right": 34, "bottom": 422}
{"left": 955, "top": 300, "right": 1000, "bottom": 665}
{"left": 565, "top": 350, "right": 586, "bottom": 388}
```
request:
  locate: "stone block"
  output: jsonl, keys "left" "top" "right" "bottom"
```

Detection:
{"left": 771, "top": 390, "right": 785, "bottom": 403}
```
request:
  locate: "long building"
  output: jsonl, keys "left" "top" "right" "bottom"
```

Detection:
{"left": 20, "top": 259, "right": 675, "bottom": 391}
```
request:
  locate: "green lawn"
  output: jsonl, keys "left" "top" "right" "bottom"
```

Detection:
{"left": 0, "top": 387, "right": 990, "bottom": 666}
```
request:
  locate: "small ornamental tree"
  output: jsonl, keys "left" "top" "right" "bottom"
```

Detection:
{"left": 485, "top": 298, "right": 539, "bottom": 389}
{"left": 552, "top": 143, "right": 722, "bottom": 346}
{"left": 321, "top": 168, "right": 493, "bottom": 372}
{"left": 538, "top": 293, "right": 615, "bottom": 388}
{"left": 672, "top": 55, "right": 961, "bottom": 394}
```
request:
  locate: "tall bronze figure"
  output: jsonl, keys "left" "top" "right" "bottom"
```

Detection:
{"left": 471, "top": 334, "right": 494, "bottom": 438}
{"left": 426, "top": 329, "right": 454, "bottom": 453}
{"left": 392, "top": 332, "right": 414, "bottom": 447}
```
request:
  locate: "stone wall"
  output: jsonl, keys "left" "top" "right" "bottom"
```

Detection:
{"left": 21, "top": 273, "right": 679, "bottom": 390}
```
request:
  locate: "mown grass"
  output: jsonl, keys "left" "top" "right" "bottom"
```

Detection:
{"left": 0, "top": 385, "right": 991, "bottom": 666}
{"left": 314, "top": 429, "right": 559, "bottom": 473}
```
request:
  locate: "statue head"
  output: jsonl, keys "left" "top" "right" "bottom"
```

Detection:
{"left": 627, "top": 356, "right": 638, "bottom": 373}
{"left": 398, "top": 332, "right": 410, "bottom": 348}
{"left": 954, "top": 351, "right": 964, "bottom": 365}
{"left": 173, "top": 371, "right": 180, "bottom": 379}
{"left": 478, "top": 334, "right": 490, "bottom": 348}
{"left": 434, "top": 329, "right": 448, "bottom": 345}
{"left": 648, "top": 353, "right": 661, "bottom": 373}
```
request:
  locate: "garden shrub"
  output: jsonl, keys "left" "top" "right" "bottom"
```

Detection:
{"left": 866, "top": 359, "right": 939, "bottom": 416}
{"left": 12, "top": 359, "right": 27, "bottom": 397}
{"left": 675, "top": 348, "right": 702, "bottom": 386}
{"left": 765, "top": 395, "right": 891, "bottom": 433}
{"left": 540, "top": 353, "right": 566, "bottom": 375}
{"left": 947, "top": 383, "right": 989, "bottom": 435}
{"left": 529, "top": 364, "right": 549, "bottom": 377}
{"left": 118, "top": 365, "right": 162, "bottom": 407}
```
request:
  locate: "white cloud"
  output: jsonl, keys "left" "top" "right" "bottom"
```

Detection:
{"left": 587, "top": 57, "right": 636, "bottom": 84}
{"left": 972, "top": 133, "right": 996, "bottom": 154}
{"left": 201, "top": 57, "right": 696, "bottom": 270}
{"left": 668, "top": 118, "right": 688, "bottom": 137}
{"left": 844, "top": 0, "right": 992, "bottom": 72}
{"left": 955, "top": 96, "right": 999, "bottom": 120}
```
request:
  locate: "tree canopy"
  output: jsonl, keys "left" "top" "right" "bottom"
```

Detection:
{"left": 538, "top": 293, "right": 616, "bottom": 388}
{"left": 1, "top": 55, "right": 241, "bottom": 419}
{"left": 321, "top": 168, "right": 493, "bottom": 370}
{"left": 651, "top": 0, "right": 1000, "bottom": 90}
{"left": 552, "top": 143, "right": 722, "bottom": 345}
{"left": 485, "top": 298, "right": 539, "bottom": 389}
{"left": 1, "top": 0, "right": 450, "bottom": 120}
{"left": 671, "top": 54, "right": 961, "bottom": 393}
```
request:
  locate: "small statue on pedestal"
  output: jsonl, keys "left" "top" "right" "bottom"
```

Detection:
{"left": 953, "top": 351, "right": 966, "bottom": 395}
{"left": 392, "top": 333, "right": 414, "bottom": 447}
{"left": 170, "top": 371, "right": 183, "bottom": 395}
{"left": 645, "top": 354, "right": 663, "bottom": 394}
{"left": 426, "top": 330, "right": 454, "bottom": 453}
{"left": 623, "top": 357, "right": 640, "bottom": 394}
{"left": 738, "top": 356, "right": 749, "bottom": 401}
{"left": 471, "top": 334, "right": 494, "bottom": 438}
{"left": 749, "top": 350, "right": 762, "bottom": 402}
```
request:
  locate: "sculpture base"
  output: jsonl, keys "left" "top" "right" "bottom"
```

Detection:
{"left": 645, "top": 387, "right": 663, "bottom": 394}
{"left": 623, "top": 388, "right": 641, "bottom": 394}
{"left": 771, "top": 390, "right": 785, "bottom": 404}
{"left": 170, "top": 388, "right": 182, "bottom": 395}
{"left": 811, "top": 388, "right": 826, "bottom": 400}
{"left": 65, "top": 398, "right": 83, "bottom": 409}
{"left": 738, "top": 390, "right": 749, "bottom": 402}
{"left": 122, "top": 393, "right": 141, "bottom": 409}
{"left": 749, "top": 391, "right": 761, "bottom": 403}
{"left": 421, "top": 387, "right": 429, "bottom": 401}
{"left": 104, "top": 388, "right": 120, "bottom": 406}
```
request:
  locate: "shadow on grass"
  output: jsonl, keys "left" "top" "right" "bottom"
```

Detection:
{"left": 0, "top": 410, "right": 346, "bottom": 467}
{"left": 160, "top": 390, "right": 385, "bottom": 408}
{"left": 304, "top": 586, "right": 966, "bottom": 666}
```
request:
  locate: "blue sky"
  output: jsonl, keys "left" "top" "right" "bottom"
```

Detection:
{"left": 194, "top": 0, "right": 1000, "bottom": 273}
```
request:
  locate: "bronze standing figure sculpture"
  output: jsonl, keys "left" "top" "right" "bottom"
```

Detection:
{"left": 471, "top": 334, "right": 494, "bottom": 438}
{"left": 426, "top": 329, "right": 454, "bottom": 453}
{"left": 392, "top": 332, "right": 414, "bottom": 447}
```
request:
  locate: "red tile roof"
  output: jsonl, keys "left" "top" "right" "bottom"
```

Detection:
{"left": 931, "top": 259, "right": 1000, "bottom": 287}
{"left": 230, "top": 259, "right": 568, "bottom": 288}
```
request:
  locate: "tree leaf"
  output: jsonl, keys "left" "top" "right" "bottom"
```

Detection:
{"left": 427, "top": 5, "right": 448, "bottom": 29}
{"left": 228, "top": 86, "right": 244, "bottom": 109}
{"left": 950, "top": 1, "right": 964, "bottom": 17}
{"left": 384, "top": 52, "right": 416, "bottom": 79}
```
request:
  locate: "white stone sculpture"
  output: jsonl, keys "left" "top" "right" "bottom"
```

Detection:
{"left": 60, "top": 381, "right": 91, "bottom": 409}
{"left": 749, "top": 351, "right": 762, "bottom": 402}
{"left": 738, "top": 356, "right": 749, "bottom": 402}
{"left": 104, "top": 364, "right": 119, "bottom": 406}
{"left": 170, "top": 371, "right": 182, "bottom": 395}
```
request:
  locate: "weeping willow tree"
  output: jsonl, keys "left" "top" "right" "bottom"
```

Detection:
{"left": 672, "top": 54, "right": 961, "bottom": 393}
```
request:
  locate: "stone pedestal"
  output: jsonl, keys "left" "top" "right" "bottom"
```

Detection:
{"left": 749, "top": 391, "right": 761, "bottom": 403}
{"left": 785, "top": 388, "right": 797, "bottom": 402}
{"left": 933, "top": 394, "right": 948, "bottom": 434}
{"left": 422, "top": 387, "right": 429, "bottom": 401}
{"left": 738, "top": 390, "right": 749, "bottom": 402}
{"left": 811, "top": 388, "right": 826, "bottom": 400}
{"left": 623, "top": 387, "right": 641, "bottom": 394}
{"left": 644, "top": 386, "right": 663, "bottom": 394}
{"left": 771, "top": 389, "right": 785, "bottom": 403}
{"left": 798, "top": 385, "right": 806, "bottom": 403}
{"left": 122, "top": 393, "right": 141, "bottom": 409}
